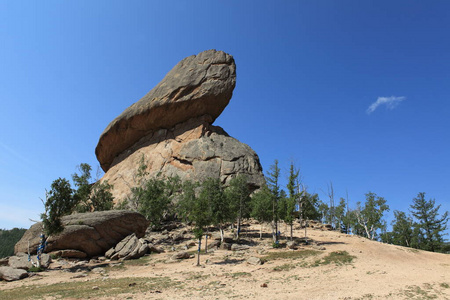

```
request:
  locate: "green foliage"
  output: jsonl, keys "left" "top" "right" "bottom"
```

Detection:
{"left": 202, "top": 178, "right": 228, "bottom": 229}
{"left": 355, "top": 192, "right": 389, "bottom": 240}
{"left": 90, "top": 180, "right": 114, "bottom": 211}
{"left": 280, "top": 163, "right": 298, "bottom": 240}
{"left": 134, "top": 175, "right": 181, "bottom": 229}
{"left": 250, "top": 185, "right": 273, "bottom": 224}
{"left": 226, "top": 175, "right": 251, "bottom": 239}
{"left": 410, "top": 192, "right": 449, "bottom": 252}
{"left": 0, "top": 228, "right": 26, "bottom": 258}
{"left": 42, "top": 163, "right": 114, "bottom": 236}
{"left": 266, "top": 159, "right": 282, "bottom": 241}
{"left": 389, "top": 210, "right": 415, "bottom": 247}
{"left": 42, "top": 177, "right": 76, "bottom": 236}
{"left": 301, "top": 192, "right": 321, "bottom": 221}
{"left": 72, "top": 163, "right": 93, "bottom": 213}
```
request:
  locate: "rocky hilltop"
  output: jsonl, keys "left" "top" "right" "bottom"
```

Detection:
{"left": 96, "top": 50, "right": 265, "bottom": 201}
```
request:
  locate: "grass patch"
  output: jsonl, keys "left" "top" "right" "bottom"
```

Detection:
{"left": 227, "top": 272, "right": 252, "bottom": 278}
{"left": 273, "top": 263, "right": 297, "bottom": 271}
{"left": 440, "top": 282, "right": 449, "bottom": 289}
{"left": 122, "top": 255, "right": 153, "bottom": 266}
{"left": 0, "top": 276, "right": 181, "bottom": 300}
{"left": 185, "top": 272, "right": 210, "bottom": 280}
{"left": 261, "top": 249, "right": 319, "bottom": 263}
{"left": 313, "top": 251, "right": 355, "bottom": 266}
{"left": 404, "top": 285, "right": 437, "bottom": 299}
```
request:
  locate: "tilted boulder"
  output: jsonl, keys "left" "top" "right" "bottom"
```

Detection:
{"left": 101, "top": 116, "right": 265, "bottom": 201}
{"left": 96, "top": 50, "right": 265, "bottom": 203}
{"left": 15, "top": 210, "right": 149, "bottom": 258}
{"left": 106, "top": 233, "right": 148, "bottom": 260}
{"left": 96, "top": 49, "right": 236, "bottom": 172}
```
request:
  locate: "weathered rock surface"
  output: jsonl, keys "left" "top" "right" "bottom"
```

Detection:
{"left": 171, "top": 251, "right": 191, "bottom": 260}
{"left": 49, "top": 249, "right": 88, "bottom": 259}
{"left": 15, "top": 211, "right": 149, "bottom": 257}
{"left": 101, "top": 116, "right": 265, "bottom": 202}
{"left": 8, "top": 253, "right": 51, "bottom": 270}
{"left": 106, "top": 234, "right": 149, "bottom": 260}
{"left": 96, "top": 49, "right": 236, "bottom": 172}
{"left": 96, "top": 50, "right": 265, "bottom": 202}
{"left": 247, "top": 256, "right": 262, "bottom": 265}
{"left": 0, "top": 266, "right": 28, "bottom": 281}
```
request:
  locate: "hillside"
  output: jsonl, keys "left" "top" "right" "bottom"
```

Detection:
{"left": 0, "top": 228, "right": 26, "bottom": 259}
{"left": 1, "top": 222, "right": 449, "bottom": 299}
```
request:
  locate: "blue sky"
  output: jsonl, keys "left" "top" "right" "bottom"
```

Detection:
{"left": 0, "top": 1, "right": 449, "bottom": 231}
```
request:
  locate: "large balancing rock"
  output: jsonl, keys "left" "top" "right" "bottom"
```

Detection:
{"left": 96, "top": 49, "right": 236, "bottom": 172}
{"left": 15, "top": 211, "right": 149, "bottom": 258}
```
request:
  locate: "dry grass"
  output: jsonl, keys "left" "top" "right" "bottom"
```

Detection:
{"left": 0, "top": 276, "right": 181, "bottom": 300}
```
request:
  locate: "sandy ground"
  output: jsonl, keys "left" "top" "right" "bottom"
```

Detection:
{"left": 1, "top": 223, "right": 450, "bottom": 299}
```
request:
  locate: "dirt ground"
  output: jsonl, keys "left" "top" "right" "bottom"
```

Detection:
{"left": 1, "top": 223, "right": 450, "bottom": 299}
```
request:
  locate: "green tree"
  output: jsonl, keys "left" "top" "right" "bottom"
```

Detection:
{"left": 226, "top": 175, "right": 251, "bottom": 240}
{"left": 0, "top": 228, "right": 26, "bottom": 258}
{"left": 201, "top": 178, "right": 228, "bottom": 242}
{"left": 42, "top": 178, "right": 76, "bottom": 236}
{"left": 72, "top": 163, "right": 115, "bottom": 212}
{"left": 192, "top": 181, "right": 213, "bottom": 266}
{"left": 72, "top": 163, "right": 93, "bottom": 213}
{"left": 90, "top": 180, "right": 114, "bottom": 211}
{"left": 266, "top": 159, "right": 281, "bottom": 242}
{"left": 251, "top": 185, "right": 273, "bottom": 239}
{"left": 176, "top": 180, "right": 198, "bottom": 223}
{"left": 355, "top": 192, "right": 389, "bottom": 240}
{"left": 136, "top": 176, "right": 181, "bottom": 229}
{"left": 282, "top": 162, "right": 299, "bottom": 240}
{"left": 389, "top": 210, "right": 415, "bottom": 247}
{"left": 410, "top": 192, "right": 449, "bottom": 252}
{"left": 335, "top": 198, "right": 347, "bottom": 232}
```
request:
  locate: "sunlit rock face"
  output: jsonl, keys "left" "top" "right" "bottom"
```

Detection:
{"left": 96, "top": 50, "right": 264, "bottom": 202}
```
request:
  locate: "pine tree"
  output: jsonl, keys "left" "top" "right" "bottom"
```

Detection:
{"left": 410, "top": 192, "right": 449, "bottom": 252}
{"left": 266, "top": 160, "right": 281, "bottom": 242}
{"left": 390, "top": 210, "right": 414, "bottom": 247}
{"left": 283, "top": 163, "right": 299, "bottom": 240}
{"left": 250, "top": 185, "right": 273, "bottom": 239}
{"left": 226, "top": 175, "right": 251, "bottom": 240}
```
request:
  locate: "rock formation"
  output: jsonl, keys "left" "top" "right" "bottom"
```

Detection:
{"left": 15, "top": 210, "right": 149, "bottom": 258}
{"left": 96, "top": 50, "right": 265, "bottom": 202}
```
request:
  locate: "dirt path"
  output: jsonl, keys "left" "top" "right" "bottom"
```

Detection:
{"left": 2, "top": 224, "right": 450, "bottom": 299}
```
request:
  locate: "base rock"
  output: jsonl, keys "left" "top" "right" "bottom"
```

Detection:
{"left": 15, "top": 210, "right": 149, "bottom": 258}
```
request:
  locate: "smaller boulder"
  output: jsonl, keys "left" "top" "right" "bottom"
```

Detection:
{"left": 231, "top": 244, "right": 250, "bottom": 251}
{"left": 247, "top": 257, "right": 262, "bottom": 265}
{"left": 0, "top": 258, "right": 9, "bottom": 266}
{"left": 0, "top": 266, "right": 28, "bottom": 281}
{"left": 148, "top": 244, "right": 165, "bottom": 254}
{"left": 220, "top": 243, "right": 232, "bottom": 250}
{"left": 208, "top": 240, "right": 221, "bottom": 249}
{"left": 286, "top": 241, "right": 298, "bottom": 250}
{"left": 106, "top": 234, "right": 149, "bottom": 260}
{"left": 172, "top": 252, "right": 191, "bottom": 260}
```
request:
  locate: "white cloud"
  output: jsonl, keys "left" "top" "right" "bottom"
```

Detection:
{"left": 366, "top": 96, "right": 406, "bottom": 114}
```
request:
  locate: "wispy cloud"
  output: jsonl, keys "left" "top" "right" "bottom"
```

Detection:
{"left": 366, "top": 96, "right": 406, "bottom": 114}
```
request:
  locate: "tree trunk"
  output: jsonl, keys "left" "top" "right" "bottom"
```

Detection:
{"left": 237, "top": 216, "right": 241, "bottom": 240}
{"left": 197, "top": 237, "right": 202, "bottom": 266}
{"left": 205, "top": 234, "right": 208, "bottom": 254}
{"left": 290, "top": 223, "right": 293, "bottom": 241}
{"left": 260, "top": 223, "right": 263, "bottom": 240}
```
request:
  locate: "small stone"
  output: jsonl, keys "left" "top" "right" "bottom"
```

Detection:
{"left": 247, "top": 257, "right": 262, "bottom": 265}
